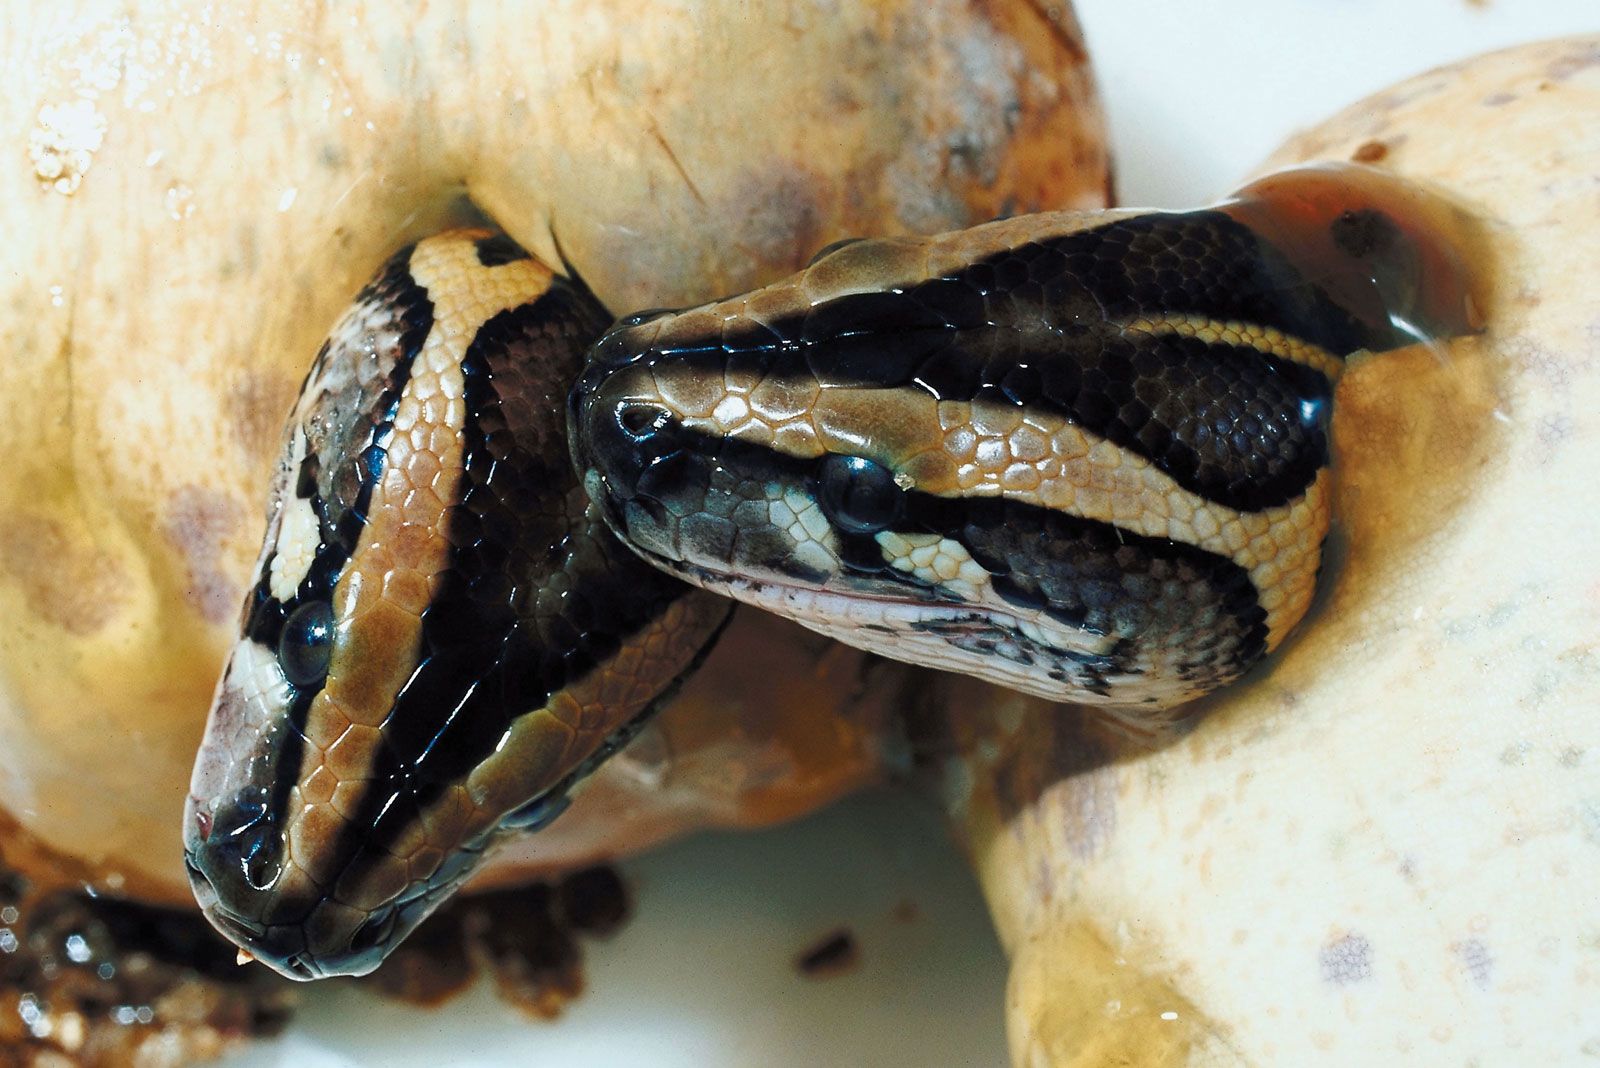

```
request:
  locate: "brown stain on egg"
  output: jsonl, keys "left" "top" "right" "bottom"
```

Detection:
{"left": 728, "top": 167, "right": 827, "bottom": 272}
{"left": 0, "top": 514, "right": 127, "bottom": 635}
{"left": 164, "top": 486, "right": 246, "bottom": 624}
{"left": 228, "top": 371, "right": 295, "bottom": 461}
{"left": 1546, "top": 41, "right": 1600, "bottom": 82}
{"left": 987, "top": 707, "right": 1126, "bottom": 862}
{"left": 1351, "top": 140, "right": 1388, "bottom": 163}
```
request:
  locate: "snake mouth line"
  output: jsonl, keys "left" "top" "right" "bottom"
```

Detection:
{"left": 630, "top": 542, "right": 937, "bottom": 611}
{"left": 630, "top": 542, "right": 1061, "bottom": 641}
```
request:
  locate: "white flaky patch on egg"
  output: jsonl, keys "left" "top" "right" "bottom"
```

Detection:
{"left": 268, "top": 428, "right": 322, "bottom": 602}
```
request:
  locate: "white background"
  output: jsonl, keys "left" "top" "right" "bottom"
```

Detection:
{"left": 222, "top": 3, "right": 1599, "bottom": 1066}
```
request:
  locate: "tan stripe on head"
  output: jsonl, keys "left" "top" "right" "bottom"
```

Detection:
{"left": 927, "top": 399, "right": 1331, "bottom": 649}
{"left": 283, "top": 231, "right": 559, "bottom": 892}
{"left": 1120, "top": 313, "right": 1347, "bottom": 381}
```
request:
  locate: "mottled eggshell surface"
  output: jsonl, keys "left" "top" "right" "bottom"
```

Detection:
{"left": 0, "top": 0, "right": 1107, "bottom": 901}
{"left": 943, "top": 36, "right": 1600, "bottom": 1067}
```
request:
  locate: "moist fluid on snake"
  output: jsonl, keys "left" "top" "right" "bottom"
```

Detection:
{"left": 187, "top": 163, "right": 1480, "bottom": 979}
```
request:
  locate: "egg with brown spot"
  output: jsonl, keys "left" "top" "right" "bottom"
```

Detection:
{"left": 945, "top": 36, "right": 1600, "bottom": 1067}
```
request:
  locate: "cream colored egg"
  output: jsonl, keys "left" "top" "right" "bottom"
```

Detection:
{"left": 943, "top": 35, "right": 1600, "bottom": 1067}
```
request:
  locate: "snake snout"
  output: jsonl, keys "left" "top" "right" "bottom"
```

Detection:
{"left": 569, "top": 347, "right": 705, "bottom": 537}
{"left": 182, "top": 797, "right": 322, "bottom": 975}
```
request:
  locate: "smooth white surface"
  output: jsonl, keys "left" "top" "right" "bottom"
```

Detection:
{"left": 219, "top": 3, "right": 1600, "bottom": 1065}
{"left": 220, "top": 789, "right": 1007, "bottom": 1068}
{"left": 1080, "top": 0, "right": 1598, "bottom": 206}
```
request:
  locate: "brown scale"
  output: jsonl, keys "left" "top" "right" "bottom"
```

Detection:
{"left": 570, "top": 163, "right": 1483, "bottom": 712}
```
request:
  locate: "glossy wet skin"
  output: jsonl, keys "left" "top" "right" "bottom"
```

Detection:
{"left": 184, "top": 232, "right": 729, "bottom": 978}
{"left": 570, "top": 164, "right": 1480, "bottom": 718}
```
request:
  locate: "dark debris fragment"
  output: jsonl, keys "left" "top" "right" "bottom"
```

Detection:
{"left": 794, "top": 928, "right": 860, "bottom": 980}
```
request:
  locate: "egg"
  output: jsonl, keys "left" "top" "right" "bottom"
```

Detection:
{"left": 942, "top": 35, "right": 1600, "bottom": 1066}
{"left": 0, "top": 0, "right": 1107, "bottom": 902}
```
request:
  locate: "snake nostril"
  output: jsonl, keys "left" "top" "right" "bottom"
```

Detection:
{"left": 346, "top": 908, "right": 397, "bottom": 960}
{"left": 192, "top": 801, "right": 285, "bottom": 900}
{"left": 279, "top": 953, "right": 317, "bottom": 981}
{"left": 616, "top": 401, "right": 672, "bottom": 441}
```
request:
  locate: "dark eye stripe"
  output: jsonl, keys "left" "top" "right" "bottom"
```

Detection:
{"left": 906, "top": 491, "right": 1269, "bottom": 692}
{"left": 610, "top": 419, "right": 1268, "bottom": 700}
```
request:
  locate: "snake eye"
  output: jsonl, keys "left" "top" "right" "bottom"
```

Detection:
{"left": 817, "top": 455, "right": 904, "bottom": 535}
{"left": 278, "top": 600, "right": 334, "bottom": 689}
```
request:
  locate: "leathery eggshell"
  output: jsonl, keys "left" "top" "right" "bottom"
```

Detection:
{"left": 0, "top": 0, "right": 1107, "bottom": 902}
{"left": 939, "top": 36, "right": 1600, "bottom": 1066}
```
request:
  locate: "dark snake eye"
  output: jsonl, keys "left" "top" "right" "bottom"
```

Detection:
{"left": 817, "top": 455, "right": 904, "bottom": 535}
{"left": 278, "top": 600, "right": 334, "bottom": 689}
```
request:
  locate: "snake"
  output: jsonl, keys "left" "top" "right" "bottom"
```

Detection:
{"left": 184, "top": 163, "right": 1478, "bottom": 979}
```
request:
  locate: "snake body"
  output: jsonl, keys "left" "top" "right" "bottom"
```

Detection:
{"left": 187, "top": 164, "right": 1477, "bottom": 978}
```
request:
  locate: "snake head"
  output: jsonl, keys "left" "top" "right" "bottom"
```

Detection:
{"left": 570, "top": 164, "right": 1483, "bottom": 716}
{"left": 187, "top": 233, "right": 727, "bottom": 979}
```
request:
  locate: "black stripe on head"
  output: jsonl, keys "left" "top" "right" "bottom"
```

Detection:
{"left": 1014, "top": 210, "right": 1380, "bottom": 355}
{"left": 332, "top": 278, "right": 705, "bottom": 872}
{"left": 723, "top": 208, "right": 1379, "bottom": 372}
{"left": 595, "top": 210, "right": 1372, "bottom": 515}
